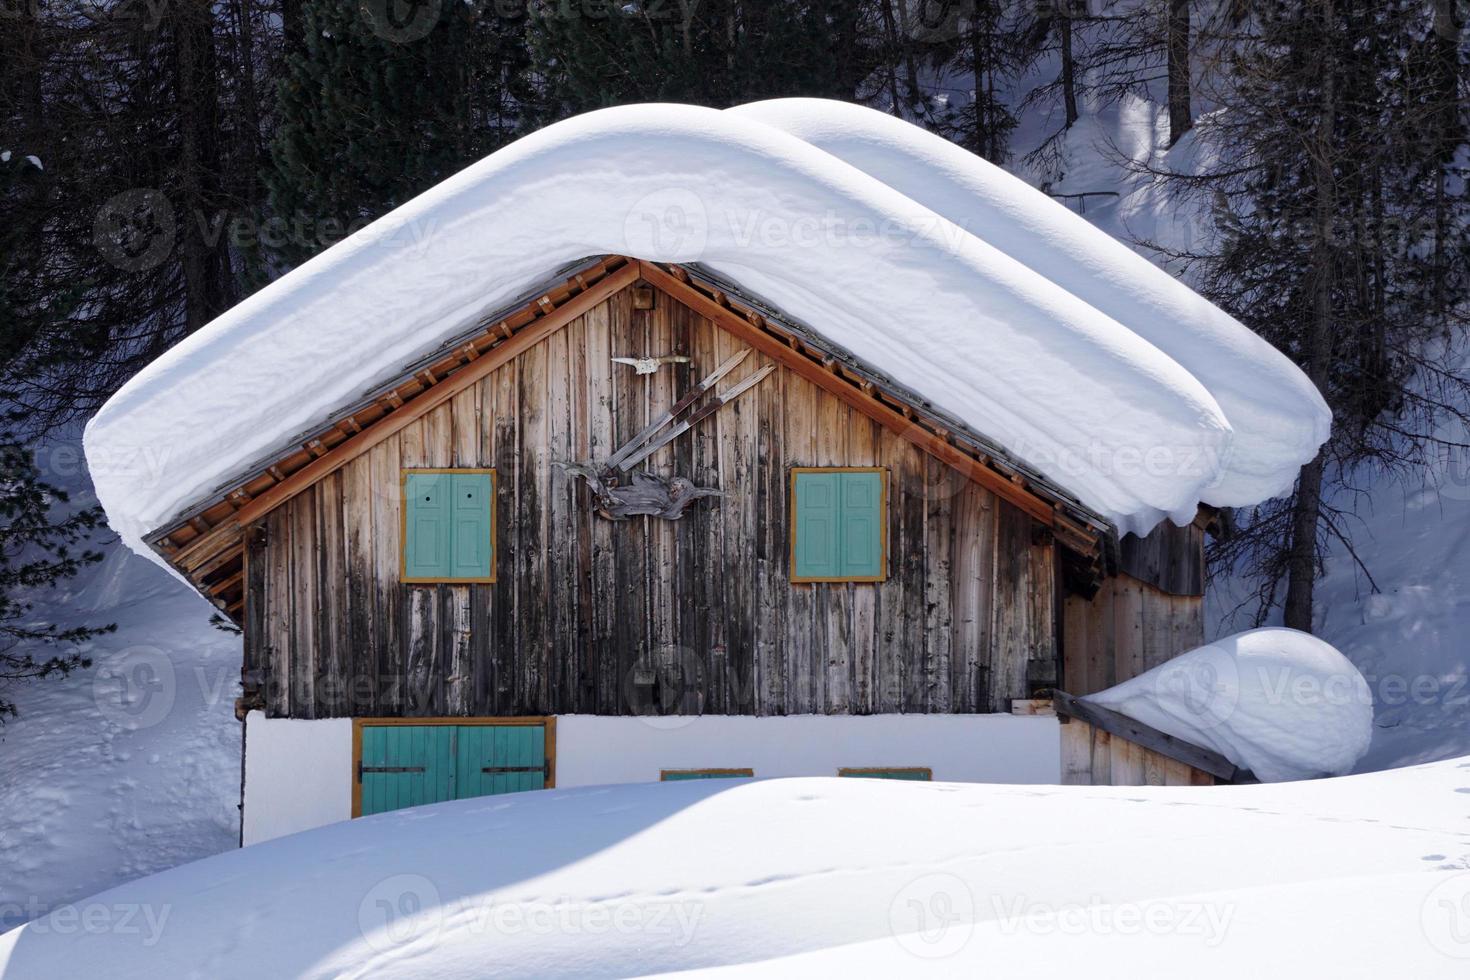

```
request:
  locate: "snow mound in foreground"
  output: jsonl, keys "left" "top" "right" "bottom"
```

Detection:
{"left": 1088, "top": 628, "right": 1373, "bottom": 782}
{"left": 2, "top": 763, "right": 1468, "bottom": 978}
{"left": 86, "top": 101, "right": 1326, "bottom": 575}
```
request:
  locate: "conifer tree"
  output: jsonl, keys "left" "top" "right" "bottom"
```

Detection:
{"left": 264, "top": 0, "right": 531, "bottom": 267}
{"left": 1173, "top": 0, "right": 1470, "bottom": 628}
{"left": 526, "top": 0, "right": 886, "bottom": 119}
{"left": 0, "top": 152, "right": 115, "bottom": 720}
{"left": 0, "top": 2, "right": 260, "bottom": 430}
{"left": 915, "top": 0, "right": 1039, "bottom": 164}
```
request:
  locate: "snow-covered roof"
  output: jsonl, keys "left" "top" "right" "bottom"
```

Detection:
{"left": 84, "top": 101, "right": 1329, "bottom": 567}
{"left": 731, "top": 100, "right": 1332, "bottom": 510}
{"left": 1087, "top": 628, "right": 1373, "bottom": 782}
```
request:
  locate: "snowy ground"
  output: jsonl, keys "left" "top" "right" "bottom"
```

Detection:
{"left": 1219, "top": 473, "right": 1470, "bottom": 773}
{"left": 0, "top": 507, "right": 240, "bottom": 932}
{"left": 2, "top": 762, "right": 1469, "bottom": 978}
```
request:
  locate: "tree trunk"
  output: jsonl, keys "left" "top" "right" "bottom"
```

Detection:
{"left": 1282, "top": 0, "right": 1338, "bottom": 633}
{"left": 1282, "top": 453, "right": 1324, "bottom": 630}
{"left": 895, "top": 0, "right": 925, "bottom": 117}
{"left": 1428, "top": 0, "right": 1462, "bottom": 325}
{"left": 972, "top": 1, "right": 986, "bottom": 157}
{"left": 2, "top": 0, "right": 45, "bottom": 147}
{"left": 1167, "top": 0, "right": 1192, "bottom": 146}
{"left": 1060, "top": 2, "right": 1079, "bottom": 129}
{"left": 279, "top": 0, "right": 307, "bottom": 59}
{"left": 169, "top": 2, "right": 236, "bottom": 331}
{"left": 879, "top": 0, "right": 905, "bottom": 115}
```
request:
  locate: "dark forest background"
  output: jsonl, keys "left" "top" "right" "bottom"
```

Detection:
{"left": 1, "top": 0, "right": 1467, "bottom": 710}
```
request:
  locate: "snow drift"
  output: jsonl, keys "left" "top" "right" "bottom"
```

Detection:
{"left": 85, "top": 101, "right": 1328, "bottom": 570}
{"left": 3, "top": 762, "right": 1467, "bottom": 978}
{"left": 1087, "top": 628, "right": 1373, "bottom": 781}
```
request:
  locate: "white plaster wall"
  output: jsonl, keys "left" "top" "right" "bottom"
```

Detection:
{"left": 242, "top": 711, "right": 353, "bottom": 846}
{"left": 241, "top": 712, "right": 1060, "bottom": 846}
{"left": 554, "top": 714, "right": 1060, "bottom": 786}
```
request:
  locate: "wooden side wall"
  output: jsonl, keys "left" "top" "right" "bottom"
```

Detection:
{"left": 1059, "top": 717, "right": 1216, "bottom": 786}
{"left": 1117, "top": 519, "right": 1206, "bottom": 596}
{"left": 1061, "top": 574, "right": 1205, "bottom": 697}
{"left": 243, "top": 284, "right": 1059, "bottom": 719}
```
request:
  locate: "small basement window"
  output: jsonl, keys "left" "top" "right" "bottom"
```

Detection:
{"left": 790, "top": 467, "right": 887, "bottom": 583}
{"left": 838, "top": 767, "right": 932, "bottom": 781}
{"left": 401, "top": 469, "right": 496, "bottom": 583}
{"left": 660, "top": 768, "right": 754, "bottom": 781}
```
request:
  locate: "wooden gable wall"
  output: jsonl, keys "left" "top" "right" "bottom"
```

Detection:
{"left": 242, "top": 280, "right": 1060, "bottom": 719}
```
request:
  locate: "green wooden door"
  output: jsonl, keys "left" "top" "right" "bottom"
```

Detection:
{"left": 455, "top": 723, "right": 546, "bottom": 797}
{"left": 358, "top": 723, "right": 546, "bottom": 817}
{"left": 358, "top": 725, "right": 457, "bottom": 816}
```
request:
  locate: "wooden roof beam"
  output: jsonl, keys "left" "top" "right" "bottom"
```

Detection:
{"left": 208, "top": 568, "right": 244, "bottom": 598}
{"left": 171, "top": 520, "right": 243, "bottom": 573}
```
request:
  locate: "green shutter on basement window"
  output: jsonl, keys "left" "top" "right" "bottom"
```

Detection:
{"left": 448, "top": 472, "right": 493, "bottom": 580}
{"left": 839, "top": 767, "right": 931, "bottom": 781}
{"left": 792, "top": 471, "right": 841, "bottom": 580}
{"left": 838, "top": 471, "right": 884, "bottom": 579}
{"left": 660, "top": 769, "right": 754, "bottom": 781}
{"left": 403, "top": 472, "right": 451, "bottom": 579}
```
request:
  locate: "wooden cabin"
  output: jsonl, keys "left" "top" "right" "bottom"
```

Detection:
{"left": 131, "top": 254, "right": 1210, "bottom": 844}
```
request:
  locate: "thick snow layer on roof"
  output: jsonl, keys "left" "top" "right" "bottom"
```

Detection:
{"left": 85, "top": 101, "right": 1326, "bottom": 566}
{"left": 729, "top": 99, "right": 1332, "bottom": 511}
{"left": 1087, "top": 628, "right": 1373, "bottom": 782}
{"left": 3, "top": 761, "right": 1469, "bottom": 976}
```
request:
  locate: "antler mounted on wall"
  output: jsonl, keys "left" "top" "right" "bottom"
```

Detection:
{"left": 560, "top": 349, "right": 774, "bottom": 521}
{"left": 612, "top": 354, "right": 692, "bottom": 375}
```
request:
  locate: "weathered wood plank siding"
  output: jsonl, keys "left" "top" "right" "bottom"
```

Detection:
{"left": 1116, "top": 520, "right": 1206, "bottom": 597}
{"left": 244, "top": 285, "right": 1056, "bottom": 718}
{"left": 1060, "top": 574, "right": 1205, "bottom": 697}
{"left": 1059, "top": 716, "right": 1218, "bottom": 787}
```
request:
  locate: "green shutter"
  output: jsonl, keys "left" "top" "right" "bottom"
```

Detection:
{"left": 359, "top": 725, "right": 457, "bottom": 816}
{"left": 403, "top": 473, "right": 451, "bottom": 579}
{"left": 838, "top": 471, "right": 884, "bottom": 578}
{"left": 661, "top": 769, "right": 753, "bottom": 781}
{"left": 839, "top": 768, "right": 931, "bottom": 781}
{"left": 792, "top": 470, "right": 885, "bottom": 581}
{"left": 455, "top": 723, "right": 545, "bottom": 798}
{"left": 403, "top": 471, "right": 492, "bottom": 581}
{"left": 793, "top": 471, "right": 840, "bottom": 580}
{"left": 449, "top": 472, "right": 493, "bottom": 580}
